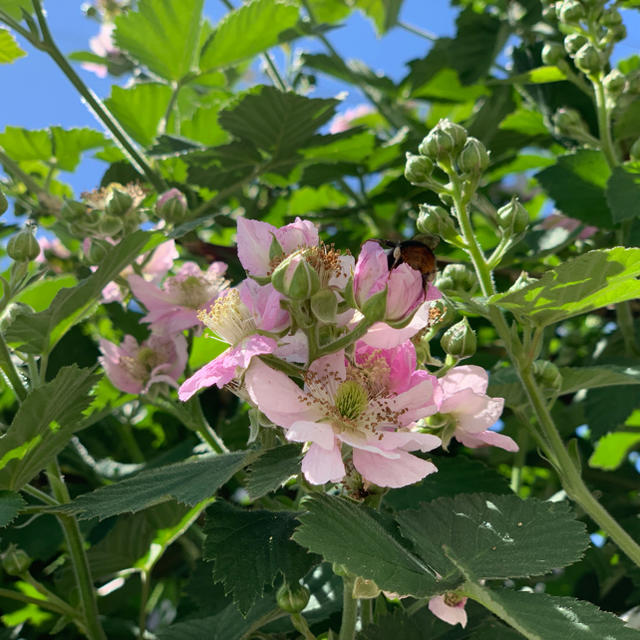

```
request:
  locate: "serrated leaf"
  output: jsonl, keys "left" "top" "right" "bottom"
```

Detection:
{"left": 113, "top": 0, "right": 204, "bottom": 81}
{"left": 397, "top": 494, "right": 588, "bottom": 591}
{"left": 0, "top": 0, "right": 32, "bottom": 20}
{"left": 245, "top": 444, "right": 301, "bottom": 499}
{"left": 0, "top": 28, "right": 25, "bottom": 64}
{"left": 203, "top": 502, "right": 317, "bottom": 614}
{"left": 57, "top": 451, "right": 256, "bottom": 520}
{"left": 354, "top": 0, "right": 403, "bottom": 35}
{"left": 185, "top": 141, "right": 263, "bottom": 189}
{"left": 5, "top": 231, "right": 157, "bottom": 354}
{"left": 301, "top": 132, "right": 376, "bottom": 163}
{"left": 104, "top": 84, "right": 172, "bottom": 146}
{"left": 560, "top": 365, "right": 640, "bottom": 394}
{"left": 0, "top": 490, "right": 25, "bottom": 526}
{"left": 588, "top": 432, "right": 640, "bottom": 471}
{"left": 0, "top": 365, "right": 99, "bottom": 490}
{"left": 606, "top": 162, "right": 640, "bottom": 223}
{"left": 307, "top": 0, "right": 351, "bottom": 23}
{"left": 489, "top": 248, "right": 640, "bottom": 327}
{"left": 200, "top": 0, "right": 299, "bottom": 71}
{"left": 536, "top": 150, "right": 613, "bottom": 228}
{"left": 585, "top": 386, "right": 639, "bottom": 440}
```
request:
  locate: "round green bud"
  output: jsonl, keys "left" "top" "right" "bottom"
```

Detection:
{"left": 601, "top": 8, "right": 622, "bottom": 27}
{"left": 404, "top": 153, "right": 434, "bottom": 184}
{"left": 553, "top": 107, "right": 589, "bottom": 137}
{"left": 276, "top": 583, "right": 310, "bottom": 614}
{"left": 98, "top": 216, "right": 124, "bottom": 238}
{"left": 271, "top": 251, "right": 320, "bottom": 300}
{"left": 417, "top": 204, "right": 458, "bottom": 241}
{"left": 559, "top": 0, "right": 585, "bottom": 23}
{"left": 2, "top": 545, "right": 31, "bottom": 576}
{"left": 533, "top": 360, "right": 563, "bottom": 392}
{"left": 627, "top": 71, "right": 640, "bottom": 95}
{"left": 7, "top": 227, "right": 40, "bottom": 262}
{"left": 156, "top": 188, "right": 188, "bottom": 224}
{"left": 497, "top": 197, "right": 529, "bottom": 234}
{"left": 542, "top": 42, "right": 565, "bottom": 66}
{"left": 436, "top": 263, "right": 476, "bottom": 293}
{"left": 310, "top": 288, "right": 338, "bottom": 324}
{"left": 87, "top": 239, "right": 109, "bottom": 264}
{"left": 105, "top": 188, "right": 133, "bottom": 217}
{"left": 630, "top": 138, "right": 640, "bottom": 161}
{"left": 441, "top": 317, "right": 477, "bottom": 359}
{"left": 564, "top": 33, "right": 588, "bottom": 54}
{"left": 574, "top": 43, "right": 602, "bottom": 74}
{"left": 604, "top": 69, "right": 626, "bottom": 96}
{"left": 419, "top": 119, "right": 467, "bottom": 161}
{"left": 60, "top": 199, "right": 86, "bottom": 221}
{"left": 457, "top": 136, "right": 490, "bottom": 175}
{"left": 0, "top": 189, "right": 8, "bottom": 215}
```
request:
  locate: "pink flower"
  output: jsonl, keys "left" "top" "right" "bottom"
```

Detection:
{"left": 428, "top": 594, "right": 468, "bottom": 627}
{"left": 329, "top": 105, "right": 374, "bottom": 134}
{"left": 245, "top": 345, "right": 440, "bottom": 488}
{"left": 178, "top": 280, "right": 290, "bottom": 399}
{"left": 433, "top": 365, "right": 516, "bottom": 451}
{"left": 236, "top": 217, "right": 319, "bottom": 277}
{"left": 541, "top": 213, "right": 597, "bottom": 240}
{"left": 36, "top": 237, "right": 71, "bottom": 263}
{"left": 129, "top": 260, "right": 229, "bottom": 333}
{"left": 99, "top": 333, "right": 187, "bottom": 394}
{"left": 82, "top": 23, "right": 117, "bottom": 78}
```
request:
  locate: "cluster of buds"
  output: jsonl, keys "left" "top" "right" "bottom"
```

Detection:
{"left": 7, "top": 222, "right": 39, "bottom": 263}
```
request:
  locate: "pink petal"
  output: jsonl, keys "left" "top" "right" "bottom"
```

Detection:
{"left": 359, "top": 301, "right": 433, "bottom": 349}
{"left": 353, "top": 241, "right": 388, "bottom": 305}
{"left": 457, "top": 429, "right": 519, "bottom": 452}
{"left": 306, "top": 351, "right": 346, "bottom": 398}
{"left": 275, "top": 217, "right": 319, "bottom": 254}
{"left": 352, "top": 449, "right": 438, "bottom": 488}
{"left": 455, "top": 394, "right": 505, "bottom": 434}
{"left": 376, "top": 431, "right": 441, "bottom": 453}
{"left": 129, "top": 274, "right": 171, "bottom": 311}
{"left": 385, "top": 263, "right": 424, "bottom": 322}
{"left": 387, "top": 376, "right": 438, "bottom": 425}
{"left": 238, "top": 279, "right": 289, "bottom": 332}
{"left": 287, "top": 420, "right": 336, "bottom": 450}
{"left": 144, "top": 306, "right": 199, "bottom": 333}
{"left": 428, "top": 596, "right": 468, "bottom": 628}
{"left": 438, "top": 365, "right": 489, "bottom": 398}
{"left": 274, "top": 331, "right": 308, "bottom": 364}
{"left": 236, "top": 218, "right": 276, "bottom": 276}
{"left": 301, "top": 443, "right": 345, "bottom": 484}
{"left": 144, "top": 240, "right": 179, "bottom": 279}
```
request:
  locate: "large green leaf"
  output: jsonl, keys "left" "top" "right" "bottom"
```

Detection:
{"left": 307, "top": 0, "right": 351, "bottom": 23}
{"left": 245, "top": 444, "right": 301, "bottom": 499}
{"left": 0, "top": 28, "right": 24, "bottom": 63}
{"left": 0, "top": 0, "right": 32, "bottom": 20}
{"left": 5, "top": 231, "right": 158, "bottom": 354}
{"left": 200, "top": 0, "right": 299, "bottom": 72}
{"left": 57, "top": 451, "right": 256, "bottom": 520}
{"left": 588, "top": 431, "right": 640, "bottom": 471}
{"left": 536, "top": 150, "right": 613, "bottom": 228}
{"left": 0, "top": 365, "right": 99, "bottom": 490}
{"left": 203, "top": 502, "right": 317, "bottom": 614}
{"left": 113, "top": 0, "right": 204, "bottom": 81}
{"left": 606, "top": 162, "right": 640, "bottom": 223}
{"left": 490, "top": 247, "right": 640, "bottom": 327}
{"left": 353, "top": 0, "right": 403, "bottom": 35}
{"left": 0, "top": 490, "right": 25, "bottom": 526}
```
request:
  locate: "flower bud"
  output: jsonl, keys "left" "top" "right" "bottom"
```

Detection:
{"left": 574, "top": 43, "right": 601, "bottom": 75}
{"left": 558, "top": 0, "right": 585, "bottom": 23}
{"left": 441, "top": 317, "right": 476, "bottom": 359}
{"left": 0, "top": 189, "right": 8, "bottom": 215}
{"left": 310, "top": 288, "right": 338, "bottom": 323}
{"left": 607, "top": 23, "right": 626, "bottom": 43}
{"left": 105, "top": 188, "right": 133, "bottom": 217}
{"left": 436, "top": 263, "right": 476, "bottom": 293}
{"left": 601, "top": 8, "right": 622, "bottom": 27}
{"left": 457, "top": 137, "right": 490, "bottom": 175}
{"left": 87, "top": 239, "right": 109, "bottom": 264}
{"left": 7, "top": 226, "right": 40, "bottom": 262}
{"left": 404, "top": 153, "right": 434, "bottom": 184}
{"left": 564, "top": 33, "right": 588, "bottom": 54}
{"left": 0, "top": 301, "right": 32, "bottom": 333}
{"left": 553, "top": 108, "right": 589, "bottom": 138}
{"left": 417, "top": 204, "right": 458, "bottom": 240}
{"left": 419, "top": 119, "right": 467, "bottom": 161}
{"left": 276, "top": 583, "right": 310, "bottom": 614}
{"left": 627, "top": 72, "right": 640, "bottom": 95}
{"left": 497, "top": 197, "right": 529, "bottom": 235}
{"left": 98, "top": 216, "right": 123, "bottom": 238}
{"left": 542, "top": 42, "right": 565, "bottom": 66}
{"left": 533, "top": 360, "right": 563, "bottom": 393}
{"left": 271, "top": 251, "right": 320, "bottom": 300}
{"left": 604, "top": 69, "right": 625, "bottom": 97}
{"left": 60, "top": 199, "right": 86, "bottom": 221}
{"left": 630, "top": 138, "right": 640, "bottom": 161}
{"left": 156, "top": 188, "right": 187, "bottom": 224}
{"left": 2, "top": 545, "right": 31, "bottom": 576}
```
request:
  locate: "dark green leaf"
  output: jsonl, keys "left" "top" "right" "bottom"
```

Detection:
{"left": 203, "top": 502, "right": 317, "bottom": 614}
{"left": 0, "top": 490, "right": 25, "bottom": 526}
{"left": 113, "top": 0, "right": 204, "bottom": 81}
{"left": 0, "top": 365, "right": 99, "bottom": 490}
{"left": 536, "top": 150, "right": 612, "bottom": 228}
{"left": 58, "top": 451, "right": 256, "bottom": 520}
{"left": 0, "top": 28, "right": 25, "bottom": 63}
{"left": 585, "top": 385, "right": 639, "bottom": 439}
{"left": 185, "top": 141, "right": 262, "bottom": 189}
{"left": 606, "top": 162, "right": 640, "bottom": 223}
{"left": 560, "top": 365, "right": 640, "bottom": 394}
{"left": 245, "top": 444, "right": 301, "bottom": 499}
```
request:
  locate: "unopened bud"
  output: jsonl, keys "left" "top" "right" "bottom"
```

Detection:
{"left": 574, "top": 43, "right": 601, "bottom": 75}
{"left": 271, "top": 251, "right": 320, "bottom": 300}
{"left": 7, "top": 226, "right": 40, "bottom": 262}
{"left": 542, "top": 42, "right": 565, "bottom": 66}
{"left": 627, "top": 72, "right": 640, "bottom": 95}
{"left": 98, "top": 216, "right": 123, "bottom": 238}
{"left": 87, "top": 239, "right": 109, "bottom": 264}
{"left": 604, "top": 69, "right": 625, "bottom": 97}
{"left": 310, "top": 288, "right": 338, "bottom": 323}
{"left": 419, "top": 119, "right": 467, "bottom": 161}
{"left": 105, "top": 188, "right": 133, "bottom": 217}
{"left": 0, "top": 189, "right": 7, "bottom": 215}
{"left": 533, "top": 360, "right": 563, "bottom": 392}
{"left": 564, "top": 33, "right": 588, "bottom": 54}
{"left": 497, "top": 197, "right": 529, "bottom": 235}
{"left": 601, "top": 8, "right": 622, "bottom": 27}
{"left": 60, "top": 199, "right": 86, "bottom": 221}
{"left": 276, "top": 583, "right": 310, "bottom": 614}
{"left": 607, "top": 23, "right": 626, "bottom": 43}
{"left": 630, "top": 138, "right": 640, "bottom": 161}
{"left": 404, "top": 153, "right": 434, "bottom": 183}
{"left": 553, "top": 108, "right": 589, "bottom": 138}
{"left": 2, "top": 545, "right": 31, "bottom": 576}
{"left": 457, "top": 137, "right": 490, "bottom": 175}
{"left": 558, "top": 0, "right": 585, "bottom": 23}
{"left": 441, "top": 317, "right": 477, "bottom": 359}
{"left": 436, "top": 263, "right": 476, "bottom": 293}
{"left": 156, "top": 188, "right": 187, "bottom": 224}
{"left": 417, "top": 204, "right": 458, "bottom": 241}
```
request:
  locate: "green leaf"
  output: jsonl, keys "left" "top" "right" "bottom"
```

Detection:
{"left": 58, "top": 451, "right": 256, "bottom": 520}
{"left": 245, "top": 444, "right": 301, "bottom": 499}
{"left": 0, "top": 490, "right": 25, "bottom": 526}
{"left": 495, "top": 65, "right": 567, "bottom": 85}
{"left": 113, "top": 0, "right": 204, "bottom": 81}
{"left": 475, "top": 589, "right": 640, "bottom": 640}
{"left": 606, "top": 162, "right": 640, "bottom": 223}
{"left": 412, "top": 68, "right": 488, "bottom": 102}
{"left": 536, "top": 150, "right": 613, "bottom": 228}
{"left": 200, "top": 0, "right": 299, "bottom": 72}
{"left": 203, "top": 502, "right": 317, "bottom": 614}
{"left": 560, "top": 365, "right": 640, "bottom": 394}
{"left": 353, "top": 0, "right": 403, "bottom": 35}
{"left": 499, "top": 108, "right": 549, "bottom": 136}
{"left": 301, "top": 132, "right": 376, "bottom": 163}
{"left": 588, "top": 431, "right": 640, "bottom": 471}
{"left": 584, "top": 386, "right": 639, "bottom": 439}
{"left": 0, "top": 0, "right": 32, "bottom": 20}
{"left": 0, "top": 365, "right": 99, "bottom": 490}
{"left": 490, "top": 247, "right": 640, "bottom": 327}
{"left": 5, "top": 231, "right": 158, "bottom": 354}
{"left": 104, "top": 84, "right": 172, "bottom": 146}
{"left": 307, "top": 0, "right": 351, "bottom": 23}
{"left": 0, "top": 28, "right": 25, "bottom": 63}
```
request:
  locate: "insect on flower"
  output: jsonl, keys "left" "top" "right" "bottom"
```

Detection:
{"left": 376, "top": 237, "right": 438, "bottom": 287}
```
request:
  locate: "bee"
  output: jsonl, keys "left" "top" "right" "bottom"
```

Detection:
{"left": 377, "top": 237, "right": 438, "bottom": 286}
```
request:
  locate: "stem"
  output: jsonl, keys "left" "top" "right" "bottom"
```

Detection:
{"left": 509, "top": 427, "right": 529, "bottom": 494}
{"left": 159, "top": 81, "right": 182, "bottom": 136}
{"left": 339, "top": 575, "right": 358, "bottom": 640}
{"left": 0, "top": 333, "right": 27, "bottom": 401}
{"left": 263, "top": 50, "right": 289, "bottom": 91}
{"left": 396, "top": 20, "right": 437, "bottom": 42}
{"left": 290, "top": 613, "right": 317, "bottom": 640}
{"left": 29, "top": 0, "right": 166, "bottom": 192}
{"left": 137, "top": 571, "right": 150, "bottom": 639}
{"left": 46, "top": 460, "right": 106, "bottom": 640}
{"left": 0, "top": 587, "right": 87, "bottom": 630}
{"left": 22, "top": 484, "right": 58, "bottom": 506}
{"left": 592, "top": 77, "right": 618, "bottom": 167}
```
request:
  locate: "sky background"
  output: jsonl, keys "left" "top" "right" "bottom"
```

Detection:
{"left": 1, "top": 1, "right": 639, "bottom": 195}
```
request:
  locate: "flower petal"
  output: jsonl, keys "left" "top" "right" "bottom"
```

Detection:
{"left": 428, "top": 596, "right": 468, "bottom": 628}
{"left": 301, "top": 443, "right": 345, "bottom": 484}
{"left": 376, "top": 431, "right": 441, "bottom": 453}
{"left": 457, "top": 429, "right": 518, "bottom": 452}
{"left": 236, "top": 218, "right": 276, "bottom": 276}
{"left": 287, "top": 420, "right": 335, "bottom": 450}
{"left": 352, "top": 449, "right": 438, "bottom": 488}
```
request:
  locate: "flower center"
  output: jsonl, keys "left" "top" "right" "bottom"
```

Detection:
{"left": 165, "top": 272, "right": 229, "bottom": 309}
{"left": 335, "top": 380, "right": 368, "bottom": 420}
{"left": 444, "top": 592, "right": 465, "bottom": 607}
{"left": 197, "top": 289, "right": 256, "bottom": 345}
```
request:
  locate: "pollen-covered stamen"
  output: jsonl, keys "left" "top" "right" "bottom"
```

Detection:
{"left": 165, "top": 272, "right": 229, "bottom": 308}
{"left": 268, "top": 243, "right": 347, "bottom": 285}
{"left": 197, "top": 289, "right": 256, "bottom": 345}
{"left": 444, "top": 592, "right": 465, "bottom": 607}
{"left": 119, "top": 346, "right": 162, "bottom": 383}
{"left": 335, "top": 380, "right": 368, "bottom": 420}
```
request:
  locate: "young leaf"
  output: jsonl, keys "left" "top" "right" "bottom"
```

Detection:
{"left": 199, "top": 0, "right": 299, "bottom": 72}
{"left": 0, "top": 0, "right": 32, "bottom": 20}
{"left": 490, "top": 247, "right": 640, "bottom": 327}
{"left": 113, "top": 0, "right": 204, "bottom": 81}
{"left": 353, "top": 0, "right": 403, "bottom": 35}
{"left": 0, "top": 365, "right": 99, "bottom": 490}
{"left": 0, "top": 490, "right": 26, "bottom": 526}
{"left": 202, "top": 502, "right": 318, "bottom": 614}
{"left": 245, "top": 444, "right": 301, "bottom": 499}
{"left": 606, "top": 162, "right": 640, "bottom": 223}
{"left": 588, "top": 432, "right": 640, "bottom": 471}
{"left": 0, "top": 28, "right": 25, "bottom": 64}
{"left": 306, "top": 0, "right": 351, "bottom": 23}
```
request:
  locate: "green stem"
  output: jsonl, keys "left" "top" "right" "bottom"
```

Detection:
{"left": 290, "top": 613, "right": 317, "bottom": 640}
{"left": 509, "top": 427, "right": 529, "bottom": 494}
{"left": 22, "top": 484, "right": 58, "bottom": 506}
{"left": 137, "top": 571, "right": 150, "bottom": 639}
{"left": 29, "top": 0, "right": 166, "bottom": 192}
{"left": 0, "top": 587, "right": 86, "bottom": 630}
{"left": 159, "top": 81, "right": 182, "bottom": 136}
{"left": 263, "top": 50, "right": 289, "bottom": 91}
{"left": 46, "top": 460, "right": 106, "bottom": 640}
{"left": 317, "top": 318, "right": 374, "bottom": 357}
{"left": 396, "top": 20, "right": 437, "bottom": 41}
{"left": 339, "top": 575, "right": 358, "bottom": 640}
{"left": 0, "top": 148, "right": 58, "bottom": 204}
{"left": 0, "top": 333, "right": 27, "bottom": 402}
{"left": 592, "top": 77, "right": 618, "bottom": 167}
